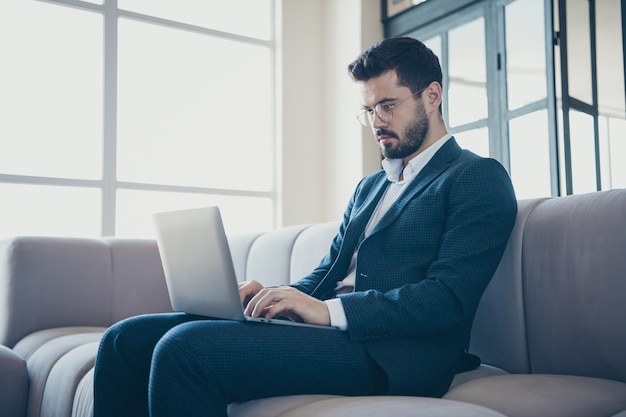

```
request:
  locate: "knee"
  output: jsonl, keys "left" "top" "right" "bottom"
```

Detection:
{"left": 98, "top": 317, "right": 129, "bottom": 353}
{"left": 150, "top": 321, "right": 230, "bottom": 372}
{"left": 149, "top": 326, "right": 204, "bottom": 391}
{"left": 151, "top": 326, "right": 194, "bottom": 368}
{"left": 98, "top": 315, "right": 157, "bottom": 358}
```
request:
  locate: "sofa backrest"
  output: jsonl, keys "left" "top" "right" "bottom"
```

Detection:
{"left": 471, "top": 189, "right": 626, "bottom": 383}
{"left": 0, "top": 237, "right": 171, "bottom": 347}
{"left": 228, "top": 222, "right": 340, "bottom": 285}
{"left": 104, "top": 239, "right": 172, "bottom": 323}
{"left": 469, "top": 198, "right": 547, "bottom": 374}
{"left": 521, "top": 189, "right": 626, "bottom": 383}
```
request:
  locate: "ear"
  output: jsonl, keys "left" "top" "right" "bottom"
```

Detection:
{"left": 422, "top": 81, "right": 443, "bottom": 115}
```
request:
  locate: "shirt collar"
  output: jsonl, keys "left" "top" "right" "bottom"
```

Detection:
{"left": 382, "top": 133, "right": 453, "bottom": 183}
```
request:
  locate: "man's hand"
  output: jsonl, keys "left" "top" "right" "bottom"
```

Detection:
{"left": 238, "top": 280, "right": 265, "bottom": 307}
{"left": 242, "top": 285, "right": 331, "bottom": 326}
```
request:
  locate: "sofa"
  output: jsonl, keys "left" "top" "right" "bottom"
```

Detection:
{"left": 1, "top": 189, "right": 626, "bottom": 417}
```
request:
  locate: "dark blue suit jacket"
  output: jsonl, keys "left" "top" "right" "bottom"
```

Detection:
{"left": 292, "top": 138, "right": 517, "bottom": 397}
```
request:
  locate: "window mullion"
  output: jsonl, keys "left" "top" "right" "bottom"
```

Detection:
{"left": 102, "top": 0, "right": 118, "bottom": 236}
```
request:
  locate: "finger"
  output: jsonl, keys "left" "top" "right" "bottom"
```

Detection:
{"left": 247, "top": 288, "right": 286, "bottom": 318}
{"left": 239, "top": 281, "right": 263, "bottom": 306}
{"left": 259, "top": 296, "right": 290, "bottom": 317}
{"left": 243, "top": 288, "right": 270, "bottom": 316}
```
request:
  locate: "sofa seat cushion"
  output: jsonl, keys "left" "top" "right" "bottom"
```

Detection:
{"left": 228, "top": 395, "right": 343, "bottom": 417}
{"left": 13, "top": 327, "right": 105, "bottom": 417}
{"left": 444, "top": 374, "right": 626, "bottom": 417}
{"left": 448, "top": 364, "right": 510, "bottom": 390}
{"left": 266, "top": 396, "right": 507, "bottom": 417}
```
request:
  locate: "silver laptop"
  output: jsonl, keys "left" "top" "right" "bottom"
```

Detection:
{"left": 152, "top": 206, "right": 338, "bottom": 330}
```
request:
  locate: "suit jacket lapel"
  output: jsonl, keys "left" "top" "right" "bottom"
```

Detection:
{"left": 310, "top": 175, "right": 389, "bottom": 299}
{"left": 370, "top": 137, "right": 462, "bottom": 235}
{"left": 337, "top": 175, "right": 389, "bottom": 264}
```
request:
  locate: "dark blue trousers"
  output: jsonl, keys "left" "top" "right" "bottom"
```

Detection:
{"left": 92, "top": 313, "right": 386, "bottom": 417}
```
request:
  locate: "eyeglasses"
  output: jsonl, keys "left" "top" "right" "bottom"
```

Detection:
{"left": 356, "top": 87, "right": 426, "bottom": 128}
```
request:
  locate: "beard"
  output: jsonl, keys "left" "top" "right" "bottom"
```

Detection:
{"left": 378, "top": 104, "right": 429, "bottom": 160}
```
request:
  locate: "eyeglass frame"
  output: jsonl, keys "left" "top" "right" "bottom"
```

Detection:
{"left": 356, "top": 87, "right": 427, "bottom": 128}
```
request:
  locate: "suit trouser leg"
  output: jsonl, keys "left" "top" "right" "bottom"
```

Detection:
{"left": 93, "top": 313, "right": 201, "bottom": 417}
{"left": 93, "top": 313, "right": 386, "bottom": 417}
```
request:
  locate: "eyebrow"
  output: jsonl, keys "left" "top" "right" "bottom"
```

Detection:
{"left": 360, "top": 96, "right": 399, "bottom": 110}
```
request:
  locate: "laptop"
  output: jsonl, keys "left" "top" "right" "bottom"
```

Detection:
{"left": 152, "top": 206, "right": 338, "bottom": 330}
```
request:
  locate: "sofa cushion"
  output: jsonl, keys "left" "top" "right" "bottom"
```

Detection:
{"left": 275, "top": 396, "right": 508, "bottom": 417}
{"left": 0, "top": 237, "right": 172, "bottom": 349}
{"left": 228, "top": 395, "right": 342, "bottom": 417}
{"left": 242, "top": 224, "right": 311, "bottom": 287}
{"left": 444, "top": 374, "right": 626, "bottom": 417}
{"left": 468, "top": 198, "right": 546, "bottom": 374}
{"left": 289, "top": 222, "right": 340, "bottom": 283}
{"left": 104, "top": 239, "right": 172, "bottom": 322}
{"left": 448, "top": 364, "right": 510, "bottom": 390}
{"left": 40, "top": 341, "right": 100, "bottom": 417}
{"left": 13, "top": 327, "right": 105, "bottom": 417}
{"left": 73, "top": 368, "right": 95, "bottom": 417}
{"left": 522, "top": 190, "right": 626, "bottom": 381}
{"left": 0, "top": 237, "right": 113, "bottom": 347}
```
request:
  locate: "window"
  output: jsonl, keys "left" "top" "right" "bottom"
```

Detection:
{"left": 388, "top": 0, "right": 625, "bottom": 199}
{"left": 0, "top": 0, "right": 276, "bottom": 239}
{"left": 405, "top": 0, "right": 556, "bottom": 199}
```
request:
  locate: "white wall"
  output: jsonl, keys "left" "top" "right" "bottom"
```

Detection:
{"left": 278, "top": 0, "right": 383, "bottom": 227}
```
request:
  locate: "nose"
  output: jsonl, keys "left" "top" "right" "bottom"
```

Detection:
{"left": 371, "top": 111, "right": 388, "bottom": 129}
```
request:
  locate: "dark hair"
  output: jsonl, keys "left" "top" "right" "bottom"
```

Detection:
{"left": 348, "top": 37, "right": 442, "bottom": 95}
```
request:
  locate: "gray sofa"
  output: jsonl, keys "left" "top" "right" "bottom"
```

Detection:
{"left": 1, "top": 189, "right": 626, "bottom": 417}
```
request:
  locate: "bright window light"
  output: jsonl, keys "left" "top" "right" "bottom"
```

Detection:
{"left": 0, "top": 0, "right": 275, "bottom": 239}
{"left": 118, "top": 0, "right": 272, "bottom": 40}
{"left": 116, "top": 189, "right": 273, "bottom": 238}
{"left": 0, "top": 0, "right": 103, "bottom": 180}
{"left": 116, "top": 19, "right": 273, "bottom": 191}
{"left": 0, "top": 183, "right": 101, "bottom": 239}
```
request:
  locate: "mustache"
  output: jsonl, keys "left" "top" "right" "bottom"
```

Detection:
{"left": 376, "top": 128, "right": 398, "bottom": 138}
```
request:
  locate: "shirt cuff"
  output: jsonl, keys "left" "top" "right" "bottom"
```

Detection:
{"left": 325, "top": 298, "right": 348, "bottom": 331}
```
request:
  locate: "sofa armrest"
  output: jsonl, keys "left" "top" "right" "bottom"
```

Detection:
{"left": 0, "top": 236, "right": 171, "bottom": 348}
{"left": 0, "top": 237, "right": 114, "bottom": 347}
{"left": 0, "top": 345, "right": 28, "bottom": 417}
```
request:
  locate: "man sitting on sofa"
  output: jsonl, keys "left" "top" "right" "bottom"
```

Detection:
{"left": 93, "top": 37, "right": 517, "bottom": 417}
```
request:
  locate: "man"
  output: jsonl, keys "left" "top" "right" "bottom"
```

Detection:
{"left": 93, "top": 37, "right": 517, "bottom": 417}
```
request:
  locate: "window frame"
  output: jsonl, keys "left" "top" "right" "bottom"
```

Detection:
{"left": 0, "top": 0, "right": 277, "bottom": 237}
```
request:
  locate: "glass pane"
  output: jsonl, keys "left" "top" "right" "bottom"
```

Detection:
{"left": 453, "top": 128, "right": 489, "bottom": 158}
{"left": 0, "top": 184, "right": 101, "bottom": 239}
{"left": 118, "top": 0, "right": 272, "bottom": 40}
{"left": 509, "top": 110, "right": 552, "bottom": 199}
{"left": 423, "top": 36, "right": 441, "bottom": 61}
{"left": 505, "top": 0, "right": 547, "bottom": 110}
{"left": 566, "top": 0, "right": 592, "bottom": 103}
{"left": 116, "top": 189, "right": 273, "bottom": 238}
{"left": 0, "top": 1, "right": 103, "bottom": 179}
{"left": 422, "top": 36, "right": 444, "bottom": 117}
{"left": 603, "top": 117, "right": 626, "bottom": 189}
{"left": 596, "top": 0, "right": 625, "bottom": 119}
{"left": 569, "top": 110, "right": 597, "bottom": 194}
{"left": 117, "top": 19, "right": 274, "bottom": 192}
{"left": 448, "top": 17, "right": 488, "bottom": 127}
